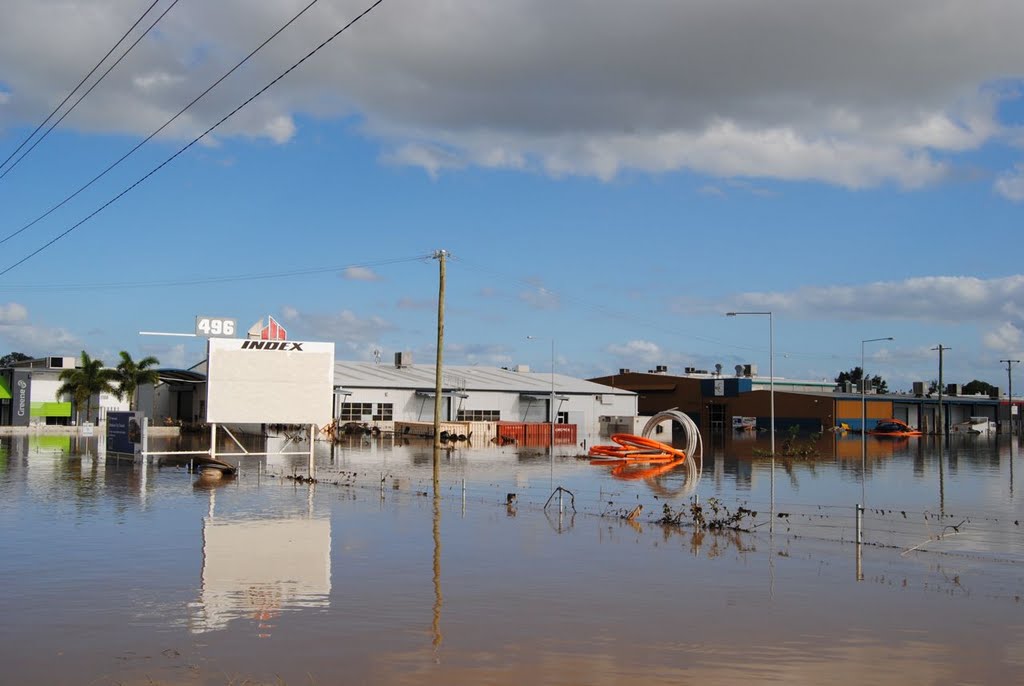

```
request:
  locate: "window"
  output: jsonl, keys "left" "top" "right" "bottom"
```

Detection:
{"left": 373, "top": 403, "right": 394, "bottom": 421}
{"left": 457, "top": 409, "right": 500, "bottom": 421}
{"left": 339, "top": 402, "right": 372, "bottom": 421}
{"left": 557, "top": 411, "right": 569, "bottom": 424}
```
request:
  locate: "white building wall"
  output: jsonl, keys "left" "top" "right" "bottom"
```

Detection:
{"left": 32, "top": 377, "right": 62, "bottom": 404}
{"left": 334, "top": 387, "right": 635, "bottom": 435}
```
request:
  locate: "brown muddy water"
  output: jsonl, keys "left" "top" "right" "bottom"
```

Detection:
{"left": 1, "top": 431, "right": 1023, "bottom": 685}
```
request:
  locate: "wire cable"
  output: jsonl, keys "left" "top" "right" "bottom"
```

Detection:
{"left": 0, "top": 254, "right": 430, "bottom": 292}
{"left": 0, "top": 0, "right": 323, "bottom": 248}
{"left": 0, "top": 0, "right": 162, "bottom": 177}
{"left": 0, "top": 0, "right": 179, "bottom": 181}
{"left": 0, "top": 0, "right": 385, "bottom": 278}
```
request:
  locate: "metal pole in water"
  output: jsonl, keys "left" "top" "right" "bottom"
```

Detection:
{"left": 308, "top": 424, "right": 316, "bottom": 479}
{"left": 380, "top": 471, "right": 384, "bottom": 499}
{"left": 855, "top": 503, "right": 863, "bottom": 545}
{"left": 558, "top": 488, "right": 563, "bottom": 514}
{"left": 462, "top": 478, "right": 466, "bottom": 510}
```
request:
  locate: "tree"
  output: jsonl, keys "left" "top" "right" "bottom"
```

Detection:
{"left": 835, "top": 367, "right": 888, "bottom": 393}
{"left": 962, "top": 379, "right": 996, "bottom": 396}
{"left": 0, "top": 351, "right": 32, "bottom": 367}
{"left": 113, "top": 351, "right": 160, "bottom": 411}
{"left": 56, "top": 351, "right": 116, "bottom": 424}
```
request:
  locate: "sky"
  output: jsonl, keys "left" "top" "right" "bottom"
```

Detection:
{"left": 1, "top": 0, "right": 1023, "bottom": 393}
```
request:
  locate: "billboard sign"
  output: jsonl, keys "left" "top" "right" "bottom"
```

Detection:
{"left": 206, "top": 338, "right": 334, "bottom": 425}
{"left": 12, "top": 370, "right": 31, "bottom": 427}
{"left": 107, "top": 411, "right": 143, "bottom": 455}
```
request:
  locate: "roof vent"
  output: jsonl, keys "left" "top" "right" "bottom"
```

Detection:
{"left": 394, "top": 351, "right": 413, "bottom": 368}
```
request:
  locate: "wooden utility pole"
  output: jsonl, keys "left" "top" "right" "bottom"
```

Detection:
{"left": 932, "top": 345, "right": 950, "bottom": 435}
{"left": 433, "top": 250, "right": 447, "bottom": 450}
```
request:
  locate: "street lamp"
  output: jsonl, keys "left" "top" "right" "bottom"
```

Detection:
{"left": 861, "top": 336, "right": 893, "bottom": 503}
{"left": 527, "top": 336, "right": 556, "bottom": 452}
{"left": 726, "top": 311, "right": 774, "bottom": 527}
{"left": 1001, "top": 360, "right": 1020, "bottom": 435}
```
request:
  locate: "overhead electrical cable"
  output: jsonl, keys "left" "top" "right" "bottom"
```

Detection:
{"left": 0, "top": 0, "right": 179, "bottom": 181}
{"left": 0, "top": 254, "right": 430, "bottom": 292}
{"left": 0, "top": 0, "right": 324, "bottom": 248}
{"left": 0, "top": 0, "right": 385, "bottom": 278}
{"left": 0, "top": 0, "right": 162, "bottom": 177}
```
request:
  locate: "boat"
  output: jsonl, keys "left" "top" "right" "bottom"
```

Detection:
{"left": 867, "top": 419, "right": 922, "bottom": 436}
{"left": 951, "top": 416, "right": 996, "bottom": 435}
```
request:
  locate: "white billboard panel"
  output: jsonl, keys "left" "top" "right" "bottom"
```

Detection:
{"left": 206, "top": 338, "right": 334, "bottom": 425}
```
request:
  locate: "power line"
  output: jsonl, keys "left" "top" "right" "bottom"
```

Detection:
{"left": 0, "top": 0, "right": 385, "bottom": 277}
{"left": 0, "top": 254, "right": 431, "bottom": 292}
{"left": 0, "top": 0, "right": 323, "bottom": 248}
{"left": 0, "top": 0, "right": 177, "bottom": 181}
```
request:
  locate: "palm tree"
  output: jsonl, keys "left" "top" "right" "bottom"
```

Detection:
{"left": 114, "top": 351, "right": 160, "bottom": 411}
{"left": 57, "top": 351, "right": 117, "bottom": 424}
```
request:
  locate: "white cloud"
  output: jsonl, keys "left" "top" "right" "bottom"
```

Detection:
{"left": 995, "top": 164, "right": 1024, "bottom": 201}
{"left": 710, "top": 275, "right": 1024, "bottom": 323}
{"left": 381, "top": 143, "right": 465, "bottom": 179}
{"left": 1, "top": 1, "right": 1021, "bottom": 188}
{"left": 396, "top": 297, "right": 434, "bottom": 310}
{"left": 279, "top": 306, "right": 394, "bottom": 344}
{"left": 446, "top": 342, "right": 513, "bottom": 367}
{"left": 262, "top": 114, "right": 296, "bottom": 144}
{"left": 606, "top": 339, "right": 664, "bottom": 365}
{"left": 518, "top": 278, "right": 560, "bottom": 310}
{"left": 342, "top": 266, "right": 381, "bottom": 281}
{"left": 0, "top": 302, "right": 28, "bottom": 323}
{"left": 983, "top": 321, "right": 1023, "bottom": 352}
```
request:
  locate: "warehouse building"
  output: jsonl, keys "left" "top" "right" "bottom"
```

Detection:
{"left": 589, "top": 366, "right": 1009, "bottom": 435}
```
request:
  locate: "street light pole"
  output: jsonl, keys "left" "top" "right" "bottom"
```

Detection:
{"left": 727, "top": 311, "right": 774, "bottom": 527}
{"left": 1001, "top": 359, "right": 1020, "bottom": 435}
{"left": 527, "top": 336, "right": 556, "bottom": 453}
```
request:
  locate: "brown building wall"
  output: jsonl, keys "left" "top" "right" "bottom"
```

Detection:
{"left": 590, "top": 372, "right": 834, "bottom": 433}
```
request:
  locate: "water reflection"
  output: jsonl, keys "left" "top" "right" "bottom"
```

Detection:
{"left": 190, "top": 488, "right": 331, "bottom": 637}
{"left": 2, "top": 434, "right": 1024, "bottom": 685}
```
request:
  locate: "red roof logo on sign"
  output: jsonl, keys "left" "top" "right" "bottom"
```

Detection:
{"left": 247, "top": 315, "right": 287, "bottom": 341}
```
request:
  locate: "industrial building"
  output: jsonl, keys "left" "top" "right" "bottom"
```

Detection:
{"left": 590, "top": 366, "right": 1016, "bottom": 435}
{"left": 146, "top": 352, "right": 637, "bottom": 440}
{"left": 0, "top": 356, "right": 127, "bottom": 427}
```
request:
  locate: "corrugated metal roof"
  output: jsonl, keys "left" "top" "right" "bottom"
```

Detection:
{"left": 333, "top": 362, "right": 634, "bottom": 396}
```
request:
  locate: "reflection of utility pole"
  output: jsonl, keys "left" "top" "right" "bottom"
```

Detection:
{"left": 1001, "top": 359, "right": 1020, "bottom": 435}
{"left": 932, "top": 345, "right": 950, "bottom": 435}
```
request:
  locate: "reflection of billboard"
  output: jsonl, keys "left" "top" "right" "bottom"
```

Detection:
{"left": 206, "top": 338, "right": 334, "bottom": 425}
{"left": 732, "top": 416, "right": 757, "bottom": 430}
{"left": 107, "top": 411, "right": 142, "bottom": 455}
{"left": 192, "top": 517, "right": 331, "bottom": 635}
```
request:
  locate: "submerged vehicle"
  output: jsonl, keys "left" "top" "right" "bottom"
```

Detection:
{"left": 951, "top": 416, "right": 996, "bottom": 435}
{"left": 868, "top": 419, "right": 922, "bottom": 436}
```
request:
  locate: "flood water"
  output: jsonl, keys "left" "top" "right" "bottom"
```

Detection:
{"left": 1, "top": 430, "right": 1023, "bottom": 685}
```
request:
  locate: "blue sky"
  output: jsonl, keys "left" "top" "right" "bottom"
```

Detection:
{"left": 1, "top": 0, "right": 1024, "bottom": 392}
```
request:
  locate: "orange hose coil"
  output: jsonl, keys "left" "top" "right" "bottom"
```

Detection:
{"left": 587, "top": 434, "right": 687, "bottom": 463}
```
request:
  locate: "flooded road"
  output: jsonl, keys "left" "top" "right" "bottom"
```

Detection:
{"left": 1, "top": 431, "right": 1022, "bottom": 684}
